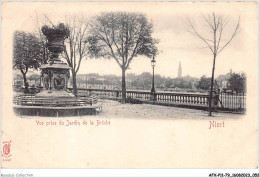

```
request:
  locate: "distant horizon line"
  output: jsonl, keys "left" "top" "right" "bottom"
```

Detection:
{"left": 13, "top": 68, "right": 246, "bottom": 80}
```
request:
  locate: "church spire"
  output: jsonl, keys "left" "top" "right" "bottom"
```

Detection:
{"left": 178, "top": 62, "right": 182, "bottom": 78}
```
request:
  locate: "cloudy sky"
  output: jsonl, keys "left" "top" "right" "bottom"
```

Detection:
{"left": 6, "top": 1, "right": 258, "bottom": 78}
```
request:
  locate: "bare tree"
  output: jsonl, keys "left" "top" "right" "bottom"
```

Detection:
{"left": 187, "top": 13, "right": 240, "bottom": 116}
{"left": 87, "top": 12, "right": 158, "bottom": 103}
{"left": 62, "top": 15, "right": 89, "bottom": 96}
{"left": 34, "top": 15, "right": 51, "bottom": 64}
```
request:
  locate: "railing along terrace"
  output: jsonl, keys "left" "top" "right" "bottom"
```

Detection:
{"left": 76, "top": 88, "right": 209, "bottom": 107}
{"left": 219, "top": 92, "right": 246, "bottom": 109}
{"left": 155, "top": 92, "right": 209, "bottom": 106}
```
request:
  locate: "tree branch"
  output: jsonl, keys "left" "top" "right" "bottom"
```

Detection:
{"left": 63, "top": 47, "right": 73, "bottom": 67}
{"left": 100, "top": 19, "right": 123, "bottom": 67}
{"left": 187, "top": 18, "right": 214, "bottom": 53}
{"left": 110, "top": 15, "right": 124, "bottom": 58}
{"left": 217, "top": 17, "right": 240, "bottom": 55}
{"left": 202, "top": 14, "right": 214, "bottom": 30}
{"left": 125, "top": 23, "right": 143, "bottom": 69}
{"left": 216, "top": 18, "right": 224, "bottom": 52}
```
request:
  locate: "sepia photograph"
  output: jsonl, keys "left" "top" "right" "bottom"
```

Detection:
{"left": 1, "top": 1, "right": 258, "bottom": 173}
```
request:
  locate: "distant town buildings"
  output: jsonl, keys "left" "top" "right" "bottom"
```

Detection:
{"left": 13, "top": 67, "right": 244, "bottom": 93}
{"left": 216, "top": 69, "right": 232, "bottom": 89}
{"left": 75, "top": 73, "right": 121, "bottom": 90}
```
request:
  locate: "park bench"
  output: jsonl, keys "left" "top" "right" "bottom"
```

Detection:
{"left": 13, "top": 94, "right": 102, "bottom": 116}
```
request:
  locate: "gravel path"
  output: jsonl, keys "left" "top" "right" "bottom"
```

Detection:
{"left": 98, "top": 99, "right": 243, "bottom": 120}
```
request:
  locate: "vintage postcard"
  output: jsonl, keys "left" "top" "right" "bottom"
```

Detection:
{"left": 1, "top": 1, "right": 258, "bottom": 170}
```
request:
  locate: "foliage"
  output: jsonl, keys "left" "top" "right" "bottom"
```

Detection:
{"left": 164, "top": 78, "right": 173, "bottom": 88}
{"left": 41, "top": 23, "right": 70, "bottom": 40}
{"left": 173, "top": 78, "right": 192, "bottom": 89}
{"left": 13, "top": 31, "right": 43, "bottom": 84}
{"left": 227, "top": 73, "right": 246, "bottom": 93}
{"left": 87, "top": 12, "right": 158, "bottom": 103}
{"left": 197, "top": 75, "right": 218, "bottom": 90}
{"left": 87, "top": 12, "right": 158, "bottom": 64}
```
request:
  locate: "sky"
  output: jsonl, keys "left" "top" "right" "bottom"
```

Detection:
{"left": 9, "top": 1, "right": 258, "bottom": 78}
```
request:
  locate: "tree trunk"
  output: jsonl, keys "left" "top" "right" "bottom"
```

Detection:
{"left": 209, "top": 54, "right": 216, "bottom": 116}
{"left": 22, "top": 72, "right": 27, "bottom": 86}
{"left": 121, "top": 67, "right": 126, "bottom": 104}
{"left": 72, "top": 70, "right": 78, "bottom": 96}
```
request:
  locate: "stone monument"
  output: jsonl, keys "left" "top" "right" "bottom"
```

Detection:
{"left": 36, "top": 23, "right": 74, "bottom": 98}
{"left": 14, "top": 23, "right": 101, "bottom": 116}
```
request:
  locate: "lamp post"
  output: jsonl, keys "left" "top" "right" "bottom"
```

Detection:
{"left": 150, "top": 56, "right": 156, "bottom": 101}
{"left": 151, "top": 56, "right": 156, "bottom": 92}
